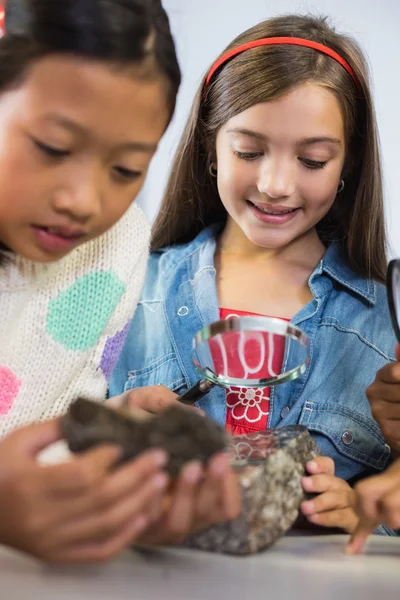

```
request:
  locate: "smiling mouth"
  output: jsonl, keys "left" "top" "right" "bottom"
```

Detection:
{"left": 247, "top": 201, "right": 298, "bottom": 215}
{"left": 36, "top": 226, "right": 86, "bottom": 239}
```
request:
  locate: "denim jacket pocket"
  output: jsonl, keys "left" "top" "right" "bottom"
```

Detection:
{"left": 299, "top": 401, "right": 391, "bottom": 479}
{"left": 124, "top": 352, "right": 187, "bottom": 394}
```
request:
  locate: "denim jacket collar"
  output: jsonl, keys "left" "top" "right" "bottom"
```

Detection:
{"left": 162, "top": 224, "right": 376, "bottom": 307}
{"left": 313, "top": 244, "right": 376, "bottom": 306}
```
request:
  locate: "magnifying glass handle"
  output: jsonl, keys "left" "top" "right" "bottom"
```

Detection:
{"left": 178, "top": 379, "right": 215, "bottom": 406}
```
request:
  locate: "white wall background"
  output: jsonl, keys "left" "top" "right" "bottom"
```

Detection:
{"left": 138, "top": 0, "right": 400, "bottom": 256}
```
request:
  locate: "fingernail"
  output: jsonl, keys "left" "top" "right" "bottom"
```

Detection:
{"left": 301, "top": 500, "right": 314, "bottom": 514}
{"left": 307, "top": 460, "right": 317, "bottom": 471}
{"left": 344, "top": 544, "right": 355, "bottom": 555}
{"left": 183, "top": 462, "right": 202, "bottom": 483}
{"left": 149, "top": 450, "right": 168, "bottom": 467}
{"left": 151, "top": 472, "right": 169, "bottom": 490}
{"left": 301, "top": 477, "right": 312, "bottom": 490}
{"left": 130, "top": 514, "right": 148, "bottom": 535}
{"left": 307, "top": 513, "right": 320, "bottom": 523}
{"left": 210, "top": 454, "right": 229, "bottom": 476}
{"left": 193, "top": 408, "right": 206, "bottom": 416}
{"left": 109, "top": 446, "right": 123, "bottom": 460}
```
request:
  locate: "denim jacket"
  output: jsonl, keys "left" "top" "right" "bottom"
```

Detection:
{"left": 109, "top": 224, "right": 396, "bottom": 483}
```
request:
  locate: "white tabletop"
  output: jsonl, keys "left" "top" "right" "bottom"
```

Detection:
{"left": 0, "top": 534, "right": 399, "bottom": 600}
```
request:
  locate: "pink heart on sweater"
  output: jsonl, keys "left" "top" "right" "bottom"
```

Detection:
{"left": 0, "top": 367, "right": 21, "bottom": 415}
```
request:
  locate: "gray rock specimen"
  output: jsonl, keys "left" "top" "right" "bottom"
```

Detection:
{"left": 186, "top": 427, "right": 319, "bottom": 555}
{"left": 62, "top": 398, "right": 319, "bottom": 555}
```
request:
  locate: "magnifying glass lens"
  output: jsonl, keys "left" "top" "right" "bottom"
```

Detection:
{"left": 178, "top": 316, "right": 310, "bottom": 405}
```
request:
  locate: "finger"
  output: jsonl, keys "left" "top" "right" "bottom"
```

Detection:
{"left": 42, "top": 445, "right": 123, "bottom": 496}
{"left": 215, "top": 457, "right": 242, "bottom": 521}
{"left": 125, "top": 386, "right": 179, "bottom": 414}
{"left": 379, "top": 487, "right": 400, "bottom": 529}
{"left": 301, "top": 490, "right": 352, "bottom": 515}
{"left": 307, "top": 507, "right": 358, "bottom": 532}
{"left": 7, "top": 419, "right": 62, "bottom": 459}
{"left": 52, "top": 472, "right": 168, "bottom": 546}
{"left": 49, "top": 514, "right": 150, "bottom": 564}
{"left": 371, "top": 363, "right": 400, "bottom": 386}
{"left": 88, "top": 450, "right": 169, "bottom": 511}
{"left": 46, "top": 449, "right": 168, "bottom": 525}
{"left": 126, "top": 387, "right": 205, "bottom": 416}
{"left": 346, "top": 520, "right": 374, "bottom": 555}
{"left": 370, "top": 400, "right": 400, "bottom": 420}
{"left": 105, "top": 393, "right": 127, "bottom": 408}
{"left": 377, "top": 420, "right": 400, "bottom": 450}
{"left": 159, "top": 462, "right": 203, "bottom": 543}
{"left": 368, "top": 383, "right": 400, "bottom": 404}
{"left": 395, "top": 344, "right": 400, "bottom": 362}
{"left": 302, "top": 473, "right": 342, "bottom": 495}
{"left": 352, "top": 468, "right": 400, "bottom": 524}
{"left": 194, "top": 454, "right": 230, "bottom": 527}
{"left": 305, "top": 457, "right": 335, "bottom": 475}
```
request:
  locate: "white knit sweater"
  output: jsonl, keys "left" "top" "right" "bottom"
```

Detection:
{"left": 0, "top": 203, "right": 150, "bottom": 438}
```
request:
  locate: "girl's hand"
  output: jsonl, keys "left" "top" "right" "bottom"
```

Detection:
{"left": 0, "top": 420, "right": 169, "bottom": 564}
{"left": 108, "top": 385, "right": 204, "bottom": 418}
{"left": 367, "top": 344, "right": 400, "bottom": 455}
{"left": 347, "top": 460, "right": 400, "bottom": 555}
{"left": 300, "top": 456, "right": 358, "bottom": 533}
{"left": 137, "top": 452, "right": 242, "bottom": 546}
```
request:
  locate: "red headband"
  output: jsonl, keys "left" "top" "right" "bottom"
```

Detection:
{"left": 205, "top": 37, "right": 359, "bottom": 90}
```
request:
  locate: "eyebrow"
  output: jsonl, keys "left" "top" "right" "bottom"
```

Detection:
{"left": 227, "top": 128, "right": 342, "bottom": 146}
{"left": 42, "top": 114, "right": 157, "bottom": 152}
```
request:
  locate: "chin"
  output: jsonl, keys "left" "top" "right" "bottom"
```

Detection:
{"left": 17, "top": 246, "right": 70, "bottom": 264}
{"left": 246, "top": 229, "right": 291, "bottom": 250}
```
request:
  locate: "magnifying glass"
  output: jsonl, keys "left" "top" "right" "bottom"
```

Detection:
{"left": 178, "top": 315, "right": 310, "bottom": 406}
{"left": 387, "top": 259, "right": 400, "bottom": 341}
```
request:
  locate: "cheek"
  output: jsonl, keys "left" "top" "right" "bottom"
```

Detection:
{"left": 300, "top": 172, "right": 340, "bottom": 210}
{"left": 0, "top": 144, "right": 41, "bottom": 215}
{"left": 217, "top": 161, "right": 250, "bottom": 202}
{"left": 0, "top": 174, "right": 32, "bottom": 219}
{"left": 97, "top": 182, "right": 144, "bottom": 233}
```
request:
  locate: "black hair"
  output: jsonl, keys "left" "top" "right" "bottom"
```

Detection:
{"left": 0, "top": 0, "right": 181, "bottom": 260}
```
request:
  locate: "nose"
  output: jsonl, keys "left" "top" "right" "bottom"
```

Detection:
{"left": 257, "top": 157, "right": 295, "bottom": 199}
{"left": 51, "top": 164, "right": 102, "bottom": 223}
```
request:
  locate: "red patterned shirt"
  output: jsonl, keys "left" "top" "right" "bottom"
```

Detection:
{"left": 218, "top": 308, "right": 288, "bottom": 436}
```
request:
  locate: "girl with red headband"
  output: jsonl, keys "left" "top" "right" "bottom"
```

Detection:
{"left": 110, "top": 14, "right": 397, "bottom": 538}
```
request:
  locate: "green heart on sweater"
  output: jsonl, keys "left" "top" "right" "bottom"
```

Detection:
{"left": 46, "top": 271, "right": 126, "bottom": 351}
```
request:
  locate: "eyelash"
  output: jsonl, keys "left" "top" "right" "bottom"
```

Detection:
{"left": 33, "top": 139, "right": 142, "bottom": 182}
{"left": 113, "top": 167, "right": 142, "bottom": 182}
{"left": 300, "top": 158, "right": 328, "bottom": 170}
{"left": 234, "top": 151, "right": 328, "bottom": 170}
{"left": 34, "top": 139, "right": 69, "bottom": 158}
{"left": 234, "top": 151, "right": 262, "bottom": 161}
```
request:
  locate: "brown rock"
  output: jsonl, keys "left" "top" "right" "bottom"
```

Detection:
{"left": 61, "top": 397, "right": 227, "bottom": 476}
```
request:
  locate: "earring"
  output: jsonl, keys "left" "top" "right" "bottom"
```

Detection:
{"left": 337, "top": 179, "right": 345, "bottom": 193}
{"left": 209, "top": 162, "right": 217, "bottom": 177}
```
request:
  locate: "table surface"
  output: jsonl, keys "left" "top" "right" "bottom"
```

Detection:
{"left": 0, "top": 533, "right": 399, "bottom": 600}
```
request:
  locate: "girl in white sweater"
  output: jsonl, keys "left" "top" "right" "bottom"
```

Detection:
{"left": 0, "top": 0, "right": 240, "bottom": 564}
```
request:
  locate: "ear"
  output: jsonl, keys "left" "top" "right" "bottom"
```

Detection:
{"left": 207, "top": 152, "right": 217, "bottom": 168}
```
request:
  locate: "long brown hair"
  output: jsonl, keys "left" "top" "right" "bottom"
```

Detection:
{"left": 152, "top": 14, "right": 387, "bottom": 283}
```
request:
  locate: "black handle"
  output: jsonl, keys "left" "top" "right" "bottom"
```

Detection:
{"left": 178, "top": 379, "right": 215, "bottom": 406}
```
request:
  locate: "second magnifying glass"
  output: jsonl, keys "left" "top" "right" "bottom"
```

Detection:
{"left": 178, "top": 315, "right": 310, "bottom": 406}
